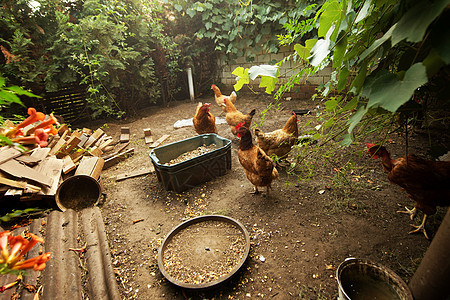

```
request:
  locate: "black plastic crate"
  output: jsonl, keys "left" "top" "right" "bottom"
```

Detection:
{"left": 149, "top": 134, "right": 231, "bottom": 193}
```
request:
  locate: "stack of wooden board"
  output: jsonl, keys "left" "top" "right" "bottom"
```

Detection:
{"left": 0, "top": 124, "right": 115, "bottom": 204}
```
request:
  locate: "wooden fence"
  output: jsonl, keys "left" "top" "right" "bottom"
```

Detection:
{"left": 39, "top": 85, "right": 90, "bottom": 125}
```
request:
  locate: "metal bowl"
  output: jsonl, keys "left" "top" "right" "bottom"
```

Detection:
{"left": 157, "top": 215, "right": 250, "bottom": 289}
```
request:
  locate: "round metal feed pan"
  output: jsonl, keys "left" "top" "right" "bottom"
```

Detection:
{"left": 157, "top": 215, "right": 250, "bottom": 290}
{"left": 55, "top": 175, "right": 101, "bottom": 211}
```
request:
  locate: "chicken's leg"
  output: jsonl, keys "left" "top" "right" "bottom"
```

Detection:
{"left": 397, "top": 206, "right": 417, "bottom": 220}
{"left": 250, "top": 186, "right": 260, "bottom": 195}
{"left": 409, "top": 214, "right": 429, "bottom": 240}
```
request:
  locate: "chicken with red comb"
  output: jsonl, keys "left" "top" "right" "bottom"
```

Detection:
{"left": 236, "top": 122, "right": 278, "bottom": 195}
{"left": 193, "top": 102, "right": 217, "bottom": 134}
{"left": 366, "top": 143, "right": 450, "bottom": 239}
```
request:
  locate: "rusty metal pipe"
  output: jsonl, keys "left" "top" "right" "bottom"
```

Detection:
{"left": 409, "top": 208, "right": 450, "bottom": 300}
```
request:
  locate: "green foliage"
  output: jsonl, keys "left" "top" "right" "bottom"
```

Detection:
{"left": 234, "top": 0, "right": 450, "bottom": 146}
{"left": 0, "top": 208, "right": 44, "bottom": 223}
{"left": 179, "top": 0, "right": 318, "bottom": 62}
{"left": 0, "top": 0, "right": 182, "bottom": 119}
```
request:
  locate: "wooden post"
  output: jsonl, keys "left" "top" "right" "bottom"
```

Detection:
{"left": 409, "top": 208, "right": 450, "bottom": 300}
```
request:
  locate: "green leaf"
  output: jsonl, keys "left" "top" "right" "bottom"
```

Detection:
{"left": 0, "top": 135, "right": 15, "bottom": 147}
{"left": 422, "top": 49, "right": 445, "bottom": 78}
{"left": 259, "top": 76, "right": 277, "bottom": 94}
{"left": 342, "top": 96, "right": 358, "bottom": 111}
{"left": 349, "top": 60, "right": 368, "bottom": 94}
{"left": 248, "top": 65, "right": 279, "bottom": 80}
{"left": 354, "top": 0, "right": 372, "bottom": 24}
{"left": 391, "top": 0, "right": 449, "bottom": 46}
{"left": 337, "top": 67, "right": 350, "bottom": 91}
{"left": 7, "top": 86, "right": 40, "bottom": 98}
{"left": 318, "top": 0, "right": 340, "bottom": 38}
{"left": 232, "top": 67, "right": 249, "bottom": 91}
{"left": 359, "top": 24, "right": 396, "bottom": 62}
{"left": 308, "top": 38, "right": 330, "bottom": 66}
{"left": 0, "top": 90, "right": 23, "bottom": 105}
{"left": 174, "top": 4, "right": 182, "bottom": 11}
{"left": 367, "top": 63, "right": 428, "bottom": 112}
{"left": 325, "top": 99, "right": 338, "bottom": 111}
{"left": 340, "top": 133, "right": 353, "bottom": 146}
{"left": 294, "top": 39, "right": 317, "bottom": 61}
{"left": 186, "top": 8, "right": 195, "bottom": 18}
{"left": 347, "top": 105, "right": 367, "bottom": 134}
{"left": 333, "top": 32, "right": 347, "bottom": 68}
{"left": 205, "top": 22, "right": 212, "bottom": 30}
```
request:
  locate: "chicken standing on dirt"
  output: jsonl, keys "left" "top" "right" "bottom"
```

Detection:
{"left": 224, "top": 98, "right": 256, "bottom": 136}
{"left": 236, "top": 122, "right": 279, "bottom": 195}
{"left": 366, "top": 144, "right": 450, "bottom": 239}
{"left": 255, "top": 112, "right": 299, "bottom": 159}
{"left": 211, "top": 84, "right": 237, "bottom": 112}
{"left": 193, "top": 102, "right": 217, "bottom": 134}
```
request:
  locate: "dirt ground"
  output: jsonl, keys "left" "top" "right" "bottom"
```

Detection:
{"left": 86, "top": 93, "right": 448, "bottom": 299}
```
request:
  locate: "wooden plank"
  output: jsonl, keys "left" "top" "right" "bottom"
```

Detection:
{"left": 34, "top": 156, "right": 63, "bottom": 195}
{"left": 70, "top": 147, "right": 85, "bottom": 160}
{"left": 85, "top": 128, "right": 105, "bottom": 147}
{"left": 99, "top": 138, "right": 114, "bottom": 151}
{"left": 5, "top": 189, "right": 22, "bottom": 196}
{"left": 101, "top": 142, "right": 129, "bottom": 160}
{"left": 84, "top": 128, "right": 105, "bottom": 149}
{"left": 82, "top": 128, "right": 92, "bottom": 135}
{"left": 47, "top": 134, "right": 60, "bottom": 149}
{"left": 102, "top": 145, "right": 114, "bottom": 153}
{"left": 0, "top": 174, "right": 41, "bottom": 193}
{"left": 144, "top": 128, "right": 153, "bottom": 144}
{"left": 94, "top": 135, "right": 105, "bottom": 147}
{"left": 120, "top": 127, "right": 130, "bottom": 143}
{"left": 57, "top": 124, "right": 70, "bottom": 136}
{"left": 0, "top": 147, "right": 22, "bottom": 165}
{"left": 75, "top": 156, "right": 104, "bottom": 180}
{"left": 15, "top": 155, "right": 42, "bottom": 166}
{"left": 62, "top": 156, "right": 77, "bottom": 174}
{"left": 0, "top": 160, "right": 52, "bottom": 187}
{"left": 71, "top": 130, "right": 82, "bottom": 139}
{"left": 88, "top": 146, "right": 103, "bottom": 157}
{"left": 30, "top": 147, "right": 51, "bottom": 161}
{"left": 115, "top": 167, "right": 154, "bottom": 181}
{"left": 104, "top": 148, "right": 135, "bottom": 169}
{"left": 56, "top": 135, "right": 81, "bottom": 159}
{"left": 77, "top": 133, "right": 89, "bottom": 147}
{"left": 49, "top": 138, "right": 66, "bottom": 156}
{"left": 149, "top": 134, "right": 170, "bottom": 148}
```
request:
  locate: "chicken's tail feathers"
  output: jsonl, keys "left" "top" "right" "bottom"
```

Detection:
{"left": 254, "top": 127, "right": 263, "bottom": 137}
{"left": 249, "top": 109, "right": 256, "bottom": 117}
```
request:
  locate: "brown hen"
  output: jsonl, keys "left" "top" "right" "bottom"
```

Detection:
{"left": 193, "top": 102, "right": 217, "bottom": 134}
{"left": 223, "top": 98, "right": 255, "bottom": 136}
{"left": 255, "top": 112, "right": 299, "bottom": 159}
{"left": 236, "top": 122, "right": 279, "bottom": 195}
{"left": 367, "top": 144, "right": 450, "bottom": 239}
{"left": 211, "top": 84, "right": 237, "bottom": 112}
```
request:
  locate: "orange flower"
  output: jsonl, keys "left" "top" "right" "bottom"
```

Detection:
{"left": 11, "top": 128, "right": 48, "bottom": 147}
{"left": 0, "top": 231, "right": 51, "bottom": 274}
{"left": 4, "top": 107, "right": 45, "bottom": 138}
{"left": 33, "top": 113, "right": 59, "bottom": 131}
